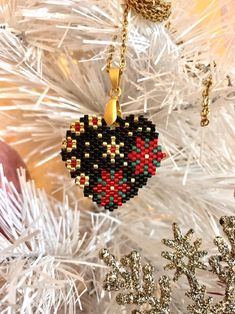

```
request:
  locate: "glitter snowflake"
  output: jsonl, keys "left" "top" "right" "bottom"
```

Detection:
{"left": 162, "top": 222, "right": 212, "bottom": 313}
{"left": 99, "top": 249, "right": 171, "bottom": 314}
{"left": 209, "top": 216, "right": 235, "bottom": 314}
{"left": 100, "top": 216, "right": 235, "bottom": 314}
{"left": 162, "top": 216, "right": 235, "bottom": 314}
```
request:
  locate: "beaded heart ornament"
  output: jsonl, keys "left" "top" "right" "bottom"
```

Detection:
{"left": 61, "top": 115, "right": 166, "bottom": 211}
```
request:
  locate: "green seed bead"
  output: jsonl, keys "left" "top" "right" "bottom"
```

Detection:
{"left": 119, "top": 180, "right": 123, "bottom": 185}
{"left": 136, "top": 160, "right": 140, "bottom": 164}
{"left": 110, "top": 196, "right": 114, "bottom": 201}
{"left": 157, "top": 145, "right": 162, "bottom": 151}
{"left": 98, "top": 178, "right": 102, "bottom": 183}
{"left": 156, "top": 162, "right": 161, "bottom": 167}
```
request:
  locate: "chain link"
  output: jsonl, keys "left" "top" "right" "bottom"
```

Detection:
{"left": 200, "top": 75, "right": 212, "bottom": 127}
{"left": 127, "top": 0, "right": 171, "bottom": 23}
{"left": 106, "top": 4, "right": 129, "bottom": 74}
{"left": 106, "top": 34, "right": 118, "bottom": 74}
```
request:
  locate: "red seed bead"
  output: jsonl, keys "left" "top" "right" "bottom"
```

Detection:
{"left": 111, "top": 146, "right": 116, "bottom": 153}
{"left": 92, "top": 117, "right": 98, "bottom": 125}
{"left": 80, "top": 177, "right": 85, "bottom": 184}
{"left": 67, "top": 139, "right": 72, "bottom": 148}
{"left": 75, "top": 123, "right": 80, "bottom": 131}
{"left": 71, "top": 160, "right": 77, "bottom": 167}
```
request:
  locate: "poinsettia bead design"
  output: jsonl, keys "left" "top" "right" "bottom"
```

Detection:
{"left": 128, "top": 136, "right": 165, "bottom": 177}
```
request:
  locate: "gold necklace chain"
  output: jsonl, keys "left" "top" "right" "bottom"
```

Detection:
{"left": 106, "top": 4, "right": 130, "bottom": 75}
{"left": 106, "top": 1, "right": 171, "bottom": 74}
{"left": 128, "top": 0, "right": 171, "bottom": 23}
{"left": 104, "top": 1, "right": 171, "bottom": 126}
{"left": 200, "top": 75, "right": 212, "bottom": 127}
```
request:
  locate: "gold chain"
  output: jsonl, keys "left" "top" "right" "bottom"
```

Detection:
{"left": 106, "top": 4, "right": 130, "bottom": 75}
{"left": 106, "top": 34, "right": 118, "bottom": 74}
{"left": 104, "top": 1, "right": 171, "bottom": 126}
{"left": 200, "top": 75, "right": 212, "bottom": 127}
{"left": 127, "top": 0, "right": 171, "bottom": 23}
{"left": 106, "top": 1, "right": 171, "bottom": 74}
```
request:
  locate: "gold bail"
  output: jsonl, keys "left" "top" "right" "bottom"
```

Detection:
{"left": 109, "top": 68, "right": 121, "bottom": 91}
{"left": 104, "top": 68, "right": 123, "bottom": 126}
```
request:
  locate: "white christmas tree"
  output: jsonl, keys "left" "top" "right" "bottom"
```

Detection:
{"left": 0, "top": 0, "right": 235, "bottom": 313}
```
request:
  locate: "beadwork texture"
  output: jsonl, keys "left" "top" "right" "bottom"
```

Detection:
{"left": 61, "top": 115, "right": 165, "bottom": 211}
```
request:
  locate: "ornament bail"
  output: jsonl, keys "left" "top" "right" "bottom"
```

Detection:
{"left": 104, "top": 68, "right": 123, "bottom": 126}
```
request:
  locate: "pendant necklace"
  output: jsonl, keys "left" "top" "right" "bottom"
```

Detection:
{"left": 61, "top": 3, "right": 168, "bottom": 211}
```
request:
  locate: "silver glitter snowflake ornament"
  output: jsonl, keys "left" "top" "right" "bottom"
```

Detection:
{"left": 209, "top": 216, "right": 235, "bottom": 313}
{"left": 162, "top": 216, "right": 235, "bottom": 314}
{"left": 100, "top": 216, "right": 235, "bottom": 313}
{"left": 99, "top": 248, "right": 171, "bottom": 314}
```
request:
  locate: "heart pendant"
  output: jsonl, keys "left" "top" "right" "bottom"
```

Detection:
{"left": 61, "top": 115, "right": 166, "bottom": 211}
